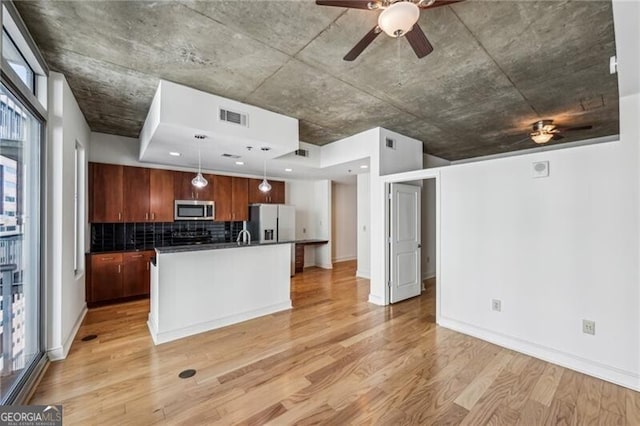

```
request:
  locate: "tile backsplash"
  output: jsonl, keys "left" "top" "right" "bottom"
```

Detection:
{"left": 90, "top": 221, "right": 244, "bottom": 253}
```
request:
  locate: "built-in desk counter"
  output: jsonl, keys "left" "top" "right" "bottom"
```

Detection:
{"left": 148, "top": 242, "right": 292, "bottom": 344}
{"left": 294, "top": 240, "right": 329, "bottom": 273}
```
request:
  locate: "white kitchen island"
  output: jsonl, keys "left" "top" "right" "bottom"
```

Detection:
{"left": 148, "top": 242, "right": 292, "bottom": 345}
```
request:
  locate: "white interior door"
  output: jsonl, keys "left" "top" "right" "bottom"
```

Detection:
{"left": 389, "top": 183, "right": 422, "bottom": 303}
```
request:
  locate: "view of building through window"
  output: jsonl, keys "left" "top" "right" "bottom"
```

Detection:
{"left": 0, "top": 85, "right": 41, "bottom": 400}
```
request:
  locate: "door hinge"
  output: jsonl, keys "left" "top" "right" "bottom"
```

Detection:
{"left": 388, "top": 281, "right": 392, "bottom": 287}
{"left": 388, "top": 193, "right": 392, "bottom": 200}
{"left": 388, "top": 237, "right": 392, "bottom": 243}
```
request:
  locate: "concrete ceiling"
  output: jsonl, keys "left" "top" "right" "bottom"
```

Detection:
{"left": 16, "top": 0, "right": 619, "bottom": 161}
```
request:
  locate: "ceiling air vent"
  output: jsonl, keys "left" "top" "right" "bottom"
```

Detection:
{"left": 385, "top": 137, "right": 396, "bottom": 150}
{"left": 294, "top": 149, "right": 309, "bottom": 157}
{"left": 221, "top": 153, "right": 241, "bottom": 159}
{"left": 219, "top": 108, "right": 248, "bottom": 127}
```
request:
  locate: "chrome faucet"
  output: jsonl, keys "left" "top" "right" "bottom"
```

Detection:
{"left": 237, "top": 229, "right": 251, "bottom": 245}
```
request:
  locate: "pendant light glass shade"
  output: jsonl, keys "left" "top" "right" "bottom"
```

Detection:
{"left": 192, "top": 135, "right": 208, "bottom": 188}
{"left": 258, "top": 159, "right": 271, "bottom": 193}
{"left": 192, "top": 172, "right": 208, "bottom": 188}
{"left": 530, "top": 132, "right": 554, "bottom": 144}
{"left": 258, "top": 178, "right": 272, "bottom": 193}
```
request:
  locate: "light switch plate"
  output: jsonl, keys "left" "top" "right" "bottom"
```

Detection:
{"left": 532, "top": 161, "right": 549, "bottom": 178}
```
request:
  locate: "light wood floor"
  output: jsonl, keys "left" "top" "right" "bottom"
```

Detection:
{"left": 33, "top": 261, "right": 638, "bottom": 425}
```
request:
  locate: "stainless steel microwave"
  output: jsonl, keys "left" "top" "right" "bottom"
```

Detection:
{"left": 174, "top": 200, "right": 215, "bottom": 221}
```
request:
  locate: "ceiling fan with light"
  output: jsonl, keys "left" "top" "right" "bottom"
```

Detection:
{"left": 529, "top": 120, "right": 593, "bottom": 144}
{"left": 316, "top": 0, "right": 462, "bottom": 61}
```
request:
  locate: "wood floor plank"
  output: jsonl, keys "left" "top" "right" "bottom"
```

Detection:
{"left": 530, "top": 362, "right": 564, "bottom": 406}
{"left": 626, "top": 388, "right": 640, "bottom": 426}
{"left": 454, "top": 351, "right": 513, "bottom": 410}
{"left": 29, "top": 261, "right": 633, "bottom": 425}
{"left": 572, "top": 375, "right": 604, "bottom": 425}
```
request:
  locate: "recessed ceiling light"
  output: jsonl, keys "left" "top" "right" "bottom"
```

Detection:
{"left": 169, "top": 152, "right": 181, "bottom": 157}
{"left": 360, "top": 165, "right": 368, "bottom": 169}
{"left": 235, "top": 161, "right": 244, "bottom": 165}
{"left": 285, "top": 168, "right": 293, "bottom": 172}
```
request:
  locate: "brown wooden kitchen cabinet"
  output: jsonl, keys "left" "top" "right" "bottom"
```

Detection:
{"left": 248, "top": 178, "right": 285, "bottom": 204}
{"left": 149, "top": 169, "right": 174, "bottom": 222}
{"left": 231, "top": 177, "right": 249, "bottom": 221}
{"left": 122, "top": 251, "right": 153, "bottom": 297}
{"left": 213, "top": 176, "right": 249, "bottom": 221}
{"left": 87, "top": 250, "right": 154, "bottom": 306}
{"left": 123, "top": 166, "right": 150, "bottom": 222}
{"left": 89, "top": 163, "right": 124, "bottom": 222}
{"left": 174, "top": 171, "right": 214, "bottom": 201}
{"left": 88, "top": 253, "right": 124, "bottom": 303}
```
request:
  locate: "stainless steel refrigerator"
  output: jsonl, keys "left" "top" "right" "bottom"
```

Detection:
{"left": 247, "top": 204, "right": 296, "bottom": 275}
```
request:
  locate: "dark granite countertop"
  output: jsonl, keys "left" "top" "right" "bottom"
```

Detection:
{"left": 154, "top": 240, "right": 296, "bottom": 254}
{"left": 294, "top": 239, "right": 329, "bottom": 245}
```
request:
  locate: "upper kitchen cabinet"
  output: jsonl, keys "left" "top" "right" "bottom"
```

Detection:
{"left": 90, "top": 163, "right": 124, "bottom": 222}
{"left": 213, "top": 176, "right": 249, "bottom": 222}
{"left": 149, "top": 169, "right": 174, "bottom": 222}
{"left": 231, "top": 177, "right": 249, "bottom": 221}
{"left": 270, "top": 181, "right": 285, "bottom": 204}
{"left": 123, "top": 166, "right": 150, "bottom": 222}
{"left": 248, "top": 178, "right": 285, "bottom": 204}
{"left": 212, "top": 175, "right": 232, "bottom": 221}
{"left": 174, "top": 171, "right": 213, "bottom": 201}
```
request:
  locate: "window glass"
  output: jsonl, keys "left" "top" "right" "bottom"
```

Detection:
{"left": 2, "top": 30, "right": 35, "bottom": 94}
{"left": 0, "top": 84, "right": 41, "bottom": 401}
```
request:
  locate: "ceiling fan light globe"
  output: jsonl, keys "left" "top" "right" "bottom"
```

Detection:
{"left": 191, "top": 172, "right": 208, "bottom": 188}
{"left": 258, "top": 179, "right": 272, "bottom": 193}
{"left": 378, "top": 2, "right": 420, "bottom": 38}
{"left": 530, "top": 132, "right": 554, "bottom": 144}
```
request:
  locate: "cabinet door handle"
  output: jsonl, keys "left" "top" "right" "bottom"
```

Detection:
{"left": 131, "top": 254, "right": 143, "bottom": 258}
{"left": 118, "top": 264, "right": 122, "bottom": 273}
{"left": 151, "top": 213, "right": 155, "bottom": 220}
{"left": 118, "top": 212, "right": 122, "bottom": 221}
{"left": 100, "top": 257, "right": 114, "bottom": 261}
{"left": 145, "top": 212, "right": 149, "bottom": 220}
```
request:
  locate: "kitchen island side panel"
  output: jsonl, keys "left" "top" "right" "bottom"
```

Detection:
{"left": 149, "top": 244, "right": 291, "bottom": 344}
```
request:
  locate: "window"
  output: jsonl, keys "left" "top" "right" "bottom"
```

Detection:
{"left": 1, "top": 30, "right": 34, "bottom": 94}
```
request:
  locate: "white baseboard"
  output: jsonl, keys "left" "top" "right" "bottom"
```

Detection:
{"left": 368, "top": 293, "right": 385, "bottom": 306}
{"left": 356, "top": 270, "right": 370, "bottom": 279}
{"left": 332, "top": 256, "right": 356, "bottom": 263}
{"left": 148, "top": 301, "right": 292, "bottom": 345}
{"left": 317, "top": 263, "right": 333, "bottom": 269}
{"left": 47, "top": 304, "right": 88, "bottom": 361}
{"left": 438, "top": 316, "right": 640, "bottom": 392}
{"left": 422, "top": 272, "right": 435, "bottom": 280}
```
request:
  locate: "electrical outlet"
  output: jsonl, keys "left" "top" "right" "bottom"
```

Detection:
{"left": 427, "top": 256, "right": 430, "bottom": 263}
{"left": 491, "top": 299, "right": 502, "bottom": 312}
{"left": 303, "top": 228, "right": 306, "bottom": 234}
{"left": 582, "top": 319, "right": 596, "bottom": 335}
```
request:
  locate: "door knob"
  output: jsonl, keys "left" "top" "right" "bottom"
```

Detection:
{"left": 417, "top": 244, "right": 422, "bottom": 248}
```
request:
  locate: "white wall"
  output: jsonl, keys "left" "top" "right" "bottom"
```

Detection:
{"left": 286, "top": 179, "right": 332, "bottom": 268}
{"left": 47, "top": 72, "right": 91, "bottom": 360}
{"left": 377, "top": 0, "right": 640, "bottom": 388}
{"left": 421, "top": 154, "right": 451, "bottom": 279}
{"left": 331, "top": 181, "right": 357, "bottom": 262}
{"left": 356, "top": 173, "right": 370, "bottom": 279}
{"left": 369, "top": 129, "right": 424, "bottom": 304}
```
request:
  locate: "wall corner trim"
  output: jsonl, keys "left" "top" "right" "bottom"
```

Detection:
{"left": 47, "top": 305, "right": 87, "bottom": 361}
{"left": 368, "top": 293, "right": 386, "bottom": 306}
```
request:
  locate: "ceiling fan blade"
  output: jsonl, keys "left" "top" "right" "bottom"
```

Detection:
{"left": 405, "top": 24, "right": 434, "bottom": 58}
{"left": 344, "top": 26, "right": 381, "bottom": 61}
{"left": 316, "top": 0, "right": 374, "bottom": 9}
{"left": 419, "top": 0, "right": 464, "bottom": 10}
{"left": 552, "top": 133, "right": 565, "bottom": 140}
{"left": 559, "top": 125, "right": 593, "bottom": 132}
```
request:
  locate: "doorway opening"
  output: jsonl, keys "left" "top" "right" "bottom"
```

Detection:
{"left": 386, "top": 174, "right": 439, "bottom": 321}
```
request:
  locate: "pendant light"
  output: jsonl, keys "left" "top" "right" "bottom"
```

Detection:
{"left": 258, "top": 159, "right": 272, "bottom": 193}
{"left": 192, "top": 135, "right": 208, "bottom": 188}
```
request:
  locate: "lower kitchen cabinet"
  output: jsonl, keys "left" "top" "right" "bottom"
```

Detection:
{"left": 87, "top": 250, "right": 154, "bottom": 306}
